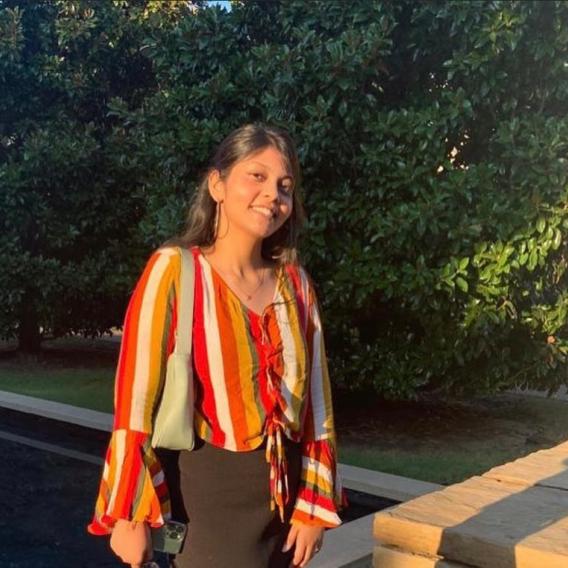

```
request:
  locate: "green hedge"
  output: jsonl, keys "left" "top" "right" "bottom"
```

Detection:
{"left": 1, "top": 0, "right": 567, "bottom": 397}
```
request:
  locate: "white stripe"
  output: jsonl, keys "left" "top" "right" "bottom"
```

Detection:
{"left": 294, "top": 498, "right": 342, "bottom": 525}
{"left": 304, "top": 456, "right": 333, "bottom": 482}
{"left": 299, "top": 268, "right": 310, "bottom": 330}
{"left": 310, "top": 300, "right": 328, "bottom": 438}
{"left": 199, "top": 256, "right": 236, "bottom": 449}
{"left": 273, "top": 286, "right": 302, "bottom": 424}
{"left": 129, "top": 248, "right": 176, "bottom": 431}
{"left": 107, "top": 429, "right": 126, "bottom": 512}
{"left": 297, "top": 267, "right": 328, "bottom": 437}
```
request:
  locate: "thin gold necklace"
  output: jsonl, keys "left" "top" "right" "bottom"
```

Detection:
{"left": 207, "top": 257, "right": 269, "bottom": 301}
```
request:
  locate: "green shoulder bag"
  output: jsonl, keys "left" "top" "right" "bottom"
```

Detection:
{"left": 151, "top": 246, "right": 196, "bottom": 451}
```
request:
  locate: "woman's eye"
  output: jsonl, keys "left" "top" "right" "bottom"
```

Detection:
{"left": 251, "top": 173, "right": 292, "bottom": 193}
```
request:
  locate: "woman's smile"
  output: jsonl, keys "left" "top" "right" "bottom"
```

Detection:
{"left": 250, "top": 205, "right": 277, "bottom": 221}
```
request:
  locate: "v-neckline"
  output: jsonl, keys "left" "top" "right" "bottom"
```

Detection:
{"left": 196, "top": 247, "right": 284, "bottom": 318}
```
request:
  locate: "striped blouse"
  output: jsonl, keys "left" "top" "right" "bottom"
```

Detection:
{"left": 87, "top": 245, "right": 345, "bottom": 536}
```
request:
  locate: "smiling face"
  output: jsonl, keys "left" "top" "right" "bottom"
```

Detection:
{"left": 208, "top": 145, "right": 295, "bottom": 244}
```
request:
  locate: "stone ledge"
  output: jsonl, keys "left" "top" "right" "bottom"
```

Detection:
{"left": 339, "top": 463, "right": 441, "bottom": 502}
{"left": 483, "top": 441, "right": 568, "bottom": 491}
{"left": 374, "top": 474, "right": 568, "bottom": 568}
{"left": 0, "top": 390, "right": 437, "bottom": 506}
{"left": 0, "top": 390, "right": 113, "bottom": 431}
{"left": 374, "top": 544, "right": 467, "bottom": 567}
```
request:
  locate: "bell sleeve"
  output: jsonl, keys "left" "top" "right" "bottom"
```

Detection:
{"left": 290, "top": 270, "right": 347, "bottom": 528}
{"left": 87, "top": 246, "right": 181, "bottom": 535}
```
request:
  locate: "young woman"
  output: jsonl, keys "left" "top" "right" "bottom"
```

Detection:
{"left": 87, "top": 124, "right": 345, "bottom": 568}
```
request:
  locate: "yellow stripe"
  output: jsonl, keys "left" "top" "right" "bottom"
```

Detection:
{"left": 228, "top": 299, "right": 263, "bottom": 438}
{"left": 133, "top": 472, "right": 154, "bottom": 521}
{"left": 143, "top": 252, "right": 177, "bottom": 432}
{"left": 106, "top": 430, "right": 124, "bottom": 514}
{"left": 302, "top": 466, "right": 334, "bottom": 495}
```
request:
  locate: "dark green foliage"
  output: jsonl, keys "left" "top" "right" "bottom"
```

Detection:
{"left": 1, "top": 0, "right": 567, "bottom": 398}
{"left": 0, "top": 0, "right": 191, "bottom": 351}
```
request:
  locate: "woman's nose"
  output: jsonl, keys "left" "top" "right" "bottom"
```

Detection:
{"left": 263, "top": 181, "right": 280, "bottom": 201}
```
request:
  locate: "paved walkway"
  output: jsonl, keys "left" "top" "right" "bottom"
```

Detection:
{"left": 0, "top": 390, "right": 440, "bottom": 568}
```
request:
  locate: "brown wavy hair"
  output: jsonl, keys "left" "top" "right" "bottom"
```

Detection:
{"left": 162, "top": 123, "right": 306, "bottom": 265}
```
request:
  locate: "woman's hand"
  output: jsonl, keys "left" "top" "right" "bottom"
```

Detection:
{"left": 283, "top": 523, "right": 324, "bottom": 567}
{"left": 110, "top": 519, "right": 153, "bottom": 567}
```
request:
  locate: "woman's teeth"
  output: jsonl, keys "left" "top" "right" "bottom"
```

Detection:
{"left": 252, "top": 206, "right": 275, "bottom": 219}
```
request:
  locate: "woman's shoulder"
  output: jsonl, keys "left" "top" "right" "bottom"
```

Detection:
{"left": 284, "top": 261, "right": 319, "bottom": 307}
{"left": 155, "top": 244, "right": 196, "bottom": 256}
{"left": 144, "top": 245, "right": 180, "bottom": 269}
{"left": 152, "top": 244, "right": 200, "bottom": 263}
{"left": 138, "top": 246, "right": 185, "bottom": 284}
{"left": 153, "top": 245, "right": 179, "bottom": 257}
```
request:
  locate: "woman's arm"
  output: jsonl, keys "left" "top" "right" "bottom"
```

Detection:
{"left": 285, "top": 269, "right": 347, "bottom": 566}
{"left": 87, "top": 247, "right": 182, "bottom": 536}
{"left": 290, "top": 269, "right": 345, "bottom": 528}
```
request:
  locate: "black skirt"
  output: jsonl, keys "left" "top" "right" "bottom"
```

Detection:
{"left": 156, "top": 436, "right": 302, "bottom": 568}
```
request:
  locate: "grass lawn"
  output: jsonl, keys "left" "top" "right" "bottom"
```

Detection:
{"left": 2, "top": 336, "right": 568, "bottom": 486}
{"left": 0, "top": 337, "right": 115, "bottom": 413}
{"left": 0, "top": 366, "right": 114, "bottom": 413}
{"left": 336, "top": 392, "right": 568, "bottom": 485}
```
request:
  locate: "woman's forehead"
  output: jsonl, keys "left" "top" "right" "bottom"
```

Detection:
{"left": 237, "top": 149, "right": 292, "bottom": 177}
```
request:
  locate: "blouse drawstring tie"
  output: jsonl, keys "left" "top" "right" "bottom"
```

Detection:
{"left": 259, "top": 311, "right": 289, "bottom": 522}
{"left": 265, "top": 415, "right": 289, "bottom": 521}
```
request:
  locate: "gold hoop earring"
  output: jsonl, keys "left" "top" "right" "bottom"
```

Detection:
{"left": 213, "top": 200, "right": 221, "bottom": 239}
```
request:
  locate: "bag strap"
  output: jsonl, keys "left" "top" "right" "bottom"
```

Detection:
{"left": 173, "top": 246, "right": 195, "bottom": 355}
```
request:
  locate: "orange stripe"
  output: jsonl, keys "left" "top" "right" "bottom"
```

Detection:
{"left": 112, "top": 454, "right": 137, "bottom": 516}
{"left": 212, "top": 272, "right": 248, "bottom": 446}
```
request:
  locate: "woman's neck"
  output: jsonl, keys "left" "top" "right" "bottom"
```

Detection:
{"left": 200, "top": 237, "right": 272, "bottom": 277}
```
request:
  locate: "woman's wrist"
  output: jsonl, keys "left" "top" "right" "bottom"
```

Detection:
{"left": 112, "top": 518, "right": 144, "bottom": 530}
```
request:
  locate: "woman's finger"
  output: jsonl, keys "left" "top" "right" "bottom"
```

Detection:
{"left": 299, "top": 544, "right": 314, "bottom": 567}
{"left": 283, "top": 524, "right": 298, "bottom": 553}
{"left": 291, "top": 539, "right": 308, "bottom": 568}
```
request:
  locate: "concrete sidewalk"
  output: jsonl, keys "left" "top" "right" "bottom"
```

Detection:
{"left": 0, "top": 390, "right": 441, "bottom": 568}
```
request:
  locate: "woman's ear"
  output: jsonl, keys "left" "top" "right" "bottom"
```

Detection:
{"left": 207, "top": 169, "right": 225, "bottom": 203}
